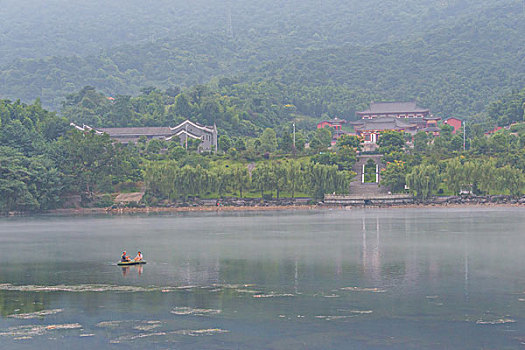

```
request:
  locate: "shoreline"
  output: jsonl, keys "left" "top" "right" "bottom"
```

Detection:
{"left": 41, "top": 201, "right": 525, "bottom": 216}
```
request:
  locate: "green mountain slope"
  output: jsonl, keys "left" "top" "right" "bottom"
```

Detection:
{"left": 0, "top": 0, "right": 522, "bottom": 118}
{"left": 251, "top": 2, "right": 525, "bottom": 118}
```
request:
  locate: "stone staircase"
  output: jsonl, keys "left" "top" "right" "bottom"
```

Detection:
{"left": 348, "top": 154, "right": 388, "bottom": 196}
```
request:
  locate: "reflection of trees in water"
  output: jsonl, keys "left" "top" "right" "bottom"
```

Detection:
{"left": 0, "top": 290, "right": 47, "bottom": 317}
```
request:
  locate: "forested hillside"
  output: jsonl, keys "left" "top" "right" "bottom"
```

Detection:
{"left": 0, "top": 0, "right": 501, "bottom": 63}
{"left": 0, "top": 0, "right": 522, "bottom": 119}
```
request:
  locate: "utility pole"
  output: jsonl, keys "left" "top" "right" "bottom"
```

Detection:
{"left": 185, "top": 123, "right": 188, "bottom": 150}
{"left": 463, "top": 120, "right": 466, "bottom": 152}
{"left": 293, "top": 122, "right": 296, "bottom": 148}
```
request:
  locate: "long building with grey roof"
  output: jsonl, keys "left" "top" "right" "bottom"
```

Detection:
{"left": 71, "top": 120, "right": 218, "bottom": 153}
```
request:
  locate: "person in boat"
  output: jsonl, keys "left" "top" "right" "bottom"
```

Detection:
{"left": 121, "top": 251, "right": 131, "bottom": 262}
{"left": 133, "top": 251, "right": 143, "bottom": 261}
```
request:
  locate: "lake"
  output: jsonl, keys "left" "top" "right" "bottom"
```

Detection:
{"left": 0, "top": 208, "right": 524, "bottom": 349}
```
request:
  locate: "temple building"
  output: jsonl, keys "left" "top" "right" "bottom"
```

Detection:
{"left": 443, "top": 117, "right": 463, "bottom": 134}
{"left": 71, "top": 119, "right": 218, "bottom": 153}
{"left": 353, "top": 101, "right": 440, "bottom": 151}
{"left": 317, "top": 117, "right": 346, "bottom": 131}
{"left": 350, "top": 118, "right": 417, "bottom": 151}
{"left": 356, "top": 102, "right": 431, "bottom": 120}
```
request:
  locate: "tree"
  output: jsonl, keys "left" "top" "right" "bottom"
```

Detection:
{"left": 211, "top": 166, "right": 232, "bottom": 198}
{"left": 336, "top": 135, "right": 361, "bottom": 150}
{"left": 413, "top": 132, "right": 429, "bottom": 153}
{"left": 230, "top": 164, "right": 250, "bottom": 198}
{"left": 219, "top": 135, "right": 232, "bottom": 153}
{"left": 286, "top": 160, "right": 302, "bottom": 198}
{"left": 310, "top": 128, "right": 332, "bottom": 152}
{"left": 279, "top": 132, "right": 294, "bottom": 153}
{"left": 252, "top": 162, "right": 274, "bottom": 198}
{"left": 304, "top": 163, "right": 351, "bottom": 200}
{"left": 497, "top": 165, "right": 523, "bottom": 196}
{"left": 0, "top": 146, "right": 62, "bottom": 212}
{"left": 271, "top": 161, "right": 288, "bottom": 199}
{"left": 174, "top": 94, "right": 192, "bottom": 118}
{"left": 336, "top": 145, "right": 357, "bottom": 171}
{"left": 380, "top": 160, "right": 407, "bottom": 193}
{"left": 53, "top": 130, "right": 122, "bottom": 198}
{"left": 259, "top": 128, "right": 278, "bottom": 153}
{"left": 406, "top": 164, "right": 440, "bottom": 199}
{"left": 377, "top": 130, "right": 405, "bottom": 154}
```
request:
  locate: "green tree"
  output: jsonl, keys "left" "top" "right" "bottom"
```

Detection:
{"left": 413, "top": 132, "right": 429, "bottom": 153}
{"left": 259, "top": 128, "right": 278, "bottom": 153}
{"left": 380, "top": 160, "right": 407, "bottom": 193}
{"left": 53, "top": 130, "right": 121, "bottom": 198}
{"left": 377, "top": 130, "right": 405, "bottom": 154}
{"left": 219, "top": 135, "right": 232, "bottom": 153}
{"left": 230, "top": 164, "right": 250, "bottom": 198}
{"left": 336, "top": 135, "right": 361, "bottom": 150}
{"left": 271, "top": 161, "right": 288, "bottom": 199}
{"left": 286, "top": 160, "right": 303, "bottom": 198}
{"left": 406, "top": 164, "right": 440, "bottom": 200}
{"left": 252, "top": 162, "right": 274, "bottom": 198}
{"left": 174, "top": 94, "right": 192, "bottom": 118}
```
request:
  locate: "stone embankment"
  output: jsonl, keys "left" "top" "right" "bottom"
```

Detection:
{"left": 424, "top": 195, "right": 525, "bottom": 206}
{"left": 324, "top": 194, "right": 525, "bottom": 207}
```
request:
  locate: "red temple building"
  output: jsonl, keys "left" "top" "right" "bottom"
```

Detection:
{"left": 353, "top": 102, "right": 440, "bottom": 151}
{"left": 443, "top": 117, "right": 462, "bottom": 134}
{"left": 317, "top": 118, "right": 346, "bottom": 131}
{"left": 356, "top": 102, "right": 431, "bottom": 120}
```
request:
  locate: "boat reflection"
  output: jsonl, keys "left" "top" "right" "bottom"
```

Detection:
{"left": 121, "top": 264, "right": 143, "bottom": 277}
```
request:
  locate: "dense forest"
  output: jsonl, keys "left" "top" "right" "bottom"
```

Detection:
{"left": 0, "top": 0, "right": 523, "bottom": 119}
{"left": 0, "top": 0, "right": 524, "bottom": 213}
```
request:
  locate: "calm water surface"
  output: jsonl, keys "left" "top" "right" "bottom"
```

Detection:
{"left": 0, "top": 208, "right": 524, "bottom": 349}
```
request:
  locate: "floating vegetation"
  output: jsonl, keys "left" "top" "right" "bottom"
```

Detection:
{"left": 96, "top": 321, "right": 125, "bottom": 328}
{"left": 234, "top": 289, "right": 261, "bottom": 294}
{"left": 0, "top": 323, "right": 82, "bottom": 339}
{"left": 173, "top": 328, "right": 229, "bottom": 336}
{"left": 315, "top": 315, "right": 354, "bottom": 321}
{"left": 8, "top": 309, "right": 63, "bottom": 319}
{"left": 97, "top": 320, "right": 162, "bottom": 330}
{"left": 112, "top": 328, "right": 229, "bottom": 343}
{"left": 170, "top": 307, "right": 221, "bottom": 316}
{"left": 322, "top": 294, "right": 340, "bottom": 298}
{"left": 0, "top": 283, "right": 213, "bottom": 294}
{"left": 345, "top": 310, "right": 373, "bottom": 314}
{"left": 133, "top": 322, "right": 162, "bottom": 331}
{"left": 253, "top": 293, "right": 295, "bottom": 298}
{"left": 476, "top": 318, "right": 516, "bottom": 325}
{"left": 340, "top": 287, "right": 386, "bottom": 293}
{"left": 0, "top": 283, "right": 159, "bottom": 293}
{"left": 212, "top": 284, "right": 255, "bottom": 289}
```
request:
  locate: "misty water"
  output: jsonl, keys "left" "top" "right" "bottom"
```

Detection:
{"left": 0, "top": 208, "right": 524, "bottom": 349}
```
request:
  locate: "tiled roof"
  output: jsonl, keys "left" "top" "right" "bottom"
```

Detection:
{"left": 353, "top": 117, "right": 417, "bottom": 131}
{"left": 357, "top": 102, "right": 429, "bottom": 114}
{"left": 422, "top": 126, "right": 441, "bottom": 132}
{"left": 98, "top": 127, "right": 173, "bottom": 137}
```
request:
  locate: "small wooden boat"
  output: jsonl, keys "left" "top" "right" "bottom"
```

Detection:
{"left": 117, "top": 260, "right": 147, "bottom": 266}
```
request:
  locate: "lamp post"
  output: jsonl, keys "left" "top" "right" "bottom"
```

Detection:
{"left": 292, "top": 122, "right": 296, "bottom": 156}
{"left": 463, "top": 120, "right": 466, "bottom": 152}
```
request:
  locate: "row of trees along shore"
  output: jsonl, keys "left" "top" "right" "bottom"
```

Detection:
{"left": 0, "top": 86, "right": 524, "bottom": 213}
{"left": 144, "top": 160, "right": 353, "bottom": 204}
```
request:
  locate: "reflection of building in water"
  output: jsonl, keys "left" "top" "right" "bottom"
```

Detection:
{"left": 360, "top": 216, "right": 422, "bottom": 288}
{"left": 361, "top": 217, "right": 382, "bottom": 284}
